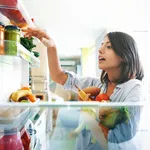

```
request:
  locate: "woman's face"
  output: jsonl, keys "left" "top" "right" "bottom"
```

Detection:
{"left": 98, "top": 36, "right": 122, "bottom": 71}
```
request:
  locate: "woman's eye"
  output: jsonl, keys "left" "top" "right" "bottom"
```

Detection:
{"left": 107, "top": 45, "right": 112, "bottom": 49}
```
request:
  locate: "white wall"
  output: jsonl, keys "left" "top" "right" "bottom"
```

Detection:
{"left": 131, "top": 31, "right": 150, "bottom": 97}
{"left": 0, "top": 57, "right": 29, "bottom": 102}
{"left": 95, "top": 30, "right": 106, "bottom": 77}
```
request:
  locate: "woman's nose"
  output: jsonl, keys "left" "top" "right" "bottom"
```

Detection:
{"left": 98, "top": 46, "right": 104, "bottom": 53}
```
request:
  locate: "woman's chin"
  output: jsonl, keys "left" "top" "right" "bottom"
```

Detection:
{"left": 98, "top": 64, "right": 106, "bottom": 70}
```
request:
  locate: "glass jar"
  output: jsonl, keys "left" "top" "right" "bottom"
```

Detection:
{"left": 0, "top": 22, "right": 5, "bottom": 55}
{"left": 4, "top": 25, "right": 20, "bottom": 55}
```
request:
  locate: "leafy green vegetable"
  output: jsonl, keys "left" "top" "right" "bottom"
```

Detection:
{"left": 99, "top": 106, "right": 130, "bottom": 129}
{"left": 20, "top": 37, "right": 36, "bottom": 51}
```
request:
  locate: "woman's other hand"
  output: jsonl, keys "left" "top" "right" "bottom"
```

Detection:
{"left": 78, "top": 87, "right": 100, "bottom": 101}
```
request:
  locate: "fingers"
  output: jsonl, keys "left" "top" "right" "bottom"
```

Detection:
{"left": 22, "top": 27, "right": 50, "bottom": 41}
{"left": 22, "top": 27, "right": 55, "bottom": 47}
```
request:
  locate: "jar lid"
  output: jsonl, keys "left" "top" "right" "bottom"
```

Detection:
{"left": 0, "top": 22, "right": 5, "bottom": 27}
{"left": 5, "top": 25, "right": 20, "bottom": 31}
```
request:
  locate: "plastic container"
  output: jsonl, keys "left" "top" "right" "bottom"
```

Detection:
{"left": 4, "top": 25, "right": 20, "bottom": 55}
{"left": 0, "top": 108, "right": 30, "bottom": 131}
{"left": 0, "top": 22, "right": 5, "bottom": 55}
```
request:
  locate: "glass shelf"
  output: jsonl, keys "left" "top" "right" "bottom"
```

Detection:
{"left": 0, "top": 40, "right": 40, "bottom": 67}
{"left": 0, "top": 101, "right": 147, "bottom": 107}
{"left": 0, "top": 101, "right": 149, "bottom": 150}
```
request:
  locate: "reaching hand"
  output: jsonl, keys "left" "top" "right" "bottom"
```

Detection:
{"left": 22, "top": 27, "right": 55, "bottom": 47}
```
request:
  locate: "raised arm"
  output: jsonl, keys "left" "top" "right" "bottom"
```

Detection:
{"left": 23, "top": 27, "right": 68, "bottom": 85}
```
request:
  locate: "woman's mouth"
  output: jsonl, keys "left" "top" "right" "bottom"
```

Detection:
{"left": 99, "top": 56, "right": 105, "bottom": 62}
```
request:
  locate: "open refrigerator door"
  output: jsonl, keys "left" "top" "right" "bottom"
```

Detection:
{"left": 0, "top": 1, "right": 44, "bottom": 149}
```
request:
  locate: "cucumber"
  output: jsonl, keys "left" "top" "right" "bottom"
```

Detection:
{"left": 33, "top": 51, "right": 40, "bottom": 57}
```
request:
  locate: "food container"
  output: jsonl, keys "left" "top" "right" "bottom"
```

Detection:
{"left": 4, "top": 25, "right": 20, "bottom": 55}
{"left": 0, "top": 22, "right": 5, "bottom": 55}
{"left": 0, "top": 108, "right": 29, "bottom": 130}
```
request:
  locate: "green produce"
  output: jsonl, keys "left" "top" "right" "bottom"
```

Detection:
{"left": 20, "top": 37, "right": 36, "bottom": 51}
{"left": 99, "top": 106, "right": 130, "bottom": 129}
{"left": 32, "top": 51, "right": 40, "bottom": 57}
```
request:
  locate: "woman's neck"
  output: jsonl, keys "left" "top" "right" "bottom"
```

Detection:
{"left": 106, "top": 82, "right": 116, "bottom": 97}
{"left": 106, "top": 69, "right": 121, "bottom": 83}
{"left": 105, "top": 70, "right": 120, "bottom": 97}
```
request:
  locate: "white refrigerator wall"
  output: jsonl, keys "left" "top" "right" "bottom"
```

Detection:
{"left": 0, "top": 57, "right": 29, "bottom": 102}
{"left": 31, "top": 42, "right": 49, "bottom": 78}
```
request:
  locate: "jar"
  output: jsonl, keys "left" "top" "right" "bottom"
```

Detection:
{"left": 4, "top": 25, "right": 20, "bottom": 55}
{"left": 0, "top": 22, "right": 5, "bottom": 55}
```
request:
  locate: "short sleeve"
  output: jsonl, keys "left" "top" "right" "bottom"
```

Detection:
{"left": 63, "top": 71, "right": 102, "bottom": 92}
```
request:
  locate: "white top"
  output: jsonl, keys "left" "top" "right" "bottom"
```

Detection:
{"left": 63, "top": 71, "right": 145, "bottom": 150}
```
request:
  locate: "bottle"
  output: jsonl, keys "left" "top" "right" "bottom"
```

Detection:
{"left": 0, "top": 22, "right": 5, "bottom": 55}
{"left": 4, "top": 25, "right": 20, "bottom": 55}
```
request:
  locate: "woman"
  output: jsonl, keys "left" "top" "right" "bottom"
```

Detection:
{"left": 23, "top": 28, "right": 145, "bottom": 150}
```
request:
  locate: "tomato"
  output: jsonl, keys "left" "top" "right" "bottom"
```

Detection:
{"left": 95, "top": 94, "right": 109, "bottom": 102}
